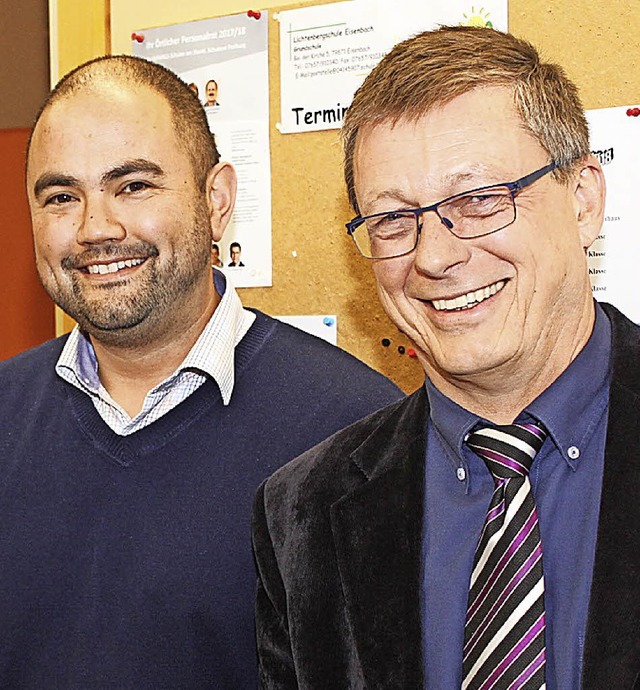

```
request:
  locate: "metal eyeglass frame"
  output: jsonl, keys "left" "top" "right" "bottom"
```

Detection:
{"left": 345, "top": 161, "right": 558, "bottom": 259}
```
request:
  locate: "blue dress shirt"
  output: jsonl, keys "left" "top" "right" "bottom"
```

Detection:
{"left": 421, "top": 303, "right": 611, "bottom": 689}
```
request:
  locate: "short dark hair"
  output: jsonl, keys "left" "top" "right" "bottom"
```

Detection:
{"left": 342, "top": 26, "right": 589, "bottom": 213}
{"left": 29, "top": 55, "right": 219, "bottom": 191}
{"left": 230, "top": 242, "right": 241, "bottom": 251}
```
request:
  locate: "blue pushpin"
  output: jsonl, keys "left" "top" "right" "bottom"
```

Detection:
{"left": 323, "top": 317, "right": 335, "bottom": 327}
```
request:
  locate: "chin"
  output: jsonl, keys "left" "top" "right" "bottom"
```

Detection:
{"left": 425, "top": 340, "right": 516, "bottom": 379}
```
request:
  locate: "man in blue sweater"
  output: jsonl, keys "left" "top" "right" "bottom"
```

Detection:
{"left": 0, "top": 55, "right": 401, "bottom": 688}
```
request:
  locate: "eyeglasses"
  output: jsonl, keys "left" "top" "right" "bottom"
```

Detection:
{"left": 346, "top": 161, "right": 558, "bottom": 259}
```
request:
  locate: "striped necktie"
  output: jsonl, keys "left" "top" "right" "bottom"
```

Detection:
{"left": 462, "top": 422, "right": 547, "bottom": 690}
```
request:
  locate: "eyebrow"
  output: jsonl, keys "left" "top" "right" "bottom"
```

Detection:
{"left": 33, "top": 173, "right": 81, "bottom": 197}
{"left": 362, "top": 165, "right": 508, "bottom": 211}
{"left": 32, "top": 159, "right": 165, "bottom": 197}
{"left": 441, "top": 165, "right": 502, "bottom": 189}
{"left": 99, "top": 159, "right": 165, "bottom": 186}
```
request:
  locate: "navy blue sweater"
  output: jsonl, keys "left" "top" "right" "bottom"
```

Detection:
{"left": 0, "top": 310, "right": 402, "bottom": 689}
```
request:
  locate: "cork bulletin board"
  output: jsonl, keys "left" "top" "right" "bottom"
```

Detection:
{"left": 106, "top": 0, "right": 640, "bottom": 393}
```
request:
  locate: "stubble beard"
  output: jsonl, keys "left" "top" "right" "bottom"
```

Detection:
{"left": 44, "top": 207, "right": 213, "bottom": 347}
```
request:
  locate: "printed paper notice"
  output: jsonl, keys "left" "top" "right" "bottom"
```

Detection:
{"left": 278, "top": 0, "right": 507, "bottom": 134}
{"left": 587, "top": 106, "right": 640, "bottom": 323}
{"left": 275, "top": 315, "right": 337, "bottom": 345}
{"left": 134, "top": 13, "right": 272, "bottom": 287}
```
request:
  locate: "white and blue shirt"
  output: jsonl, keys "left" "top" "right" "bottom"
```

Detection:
{"left": 56, "top": 270, "right": 255, "bottom": 436}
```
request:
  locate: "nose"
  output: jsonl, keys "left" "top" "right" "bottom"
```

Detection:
{"left": 412, "top": 210, "right": 472, "bottom": 278}
{"left": 76, "top": 195, "right": 126, "bottom": 245}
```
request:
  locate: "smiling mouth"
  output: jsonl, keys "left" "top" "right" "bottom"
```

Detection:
{"left": 85, "top": 258, "right": 146, "bottom": 275}
{"left": 431, "top": 280, "right": 506, "bottom": 312}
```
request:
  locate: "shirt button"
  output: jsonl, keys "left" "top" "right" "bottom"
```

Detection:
{"left": 568, "top": 446, "right": 580, "bottom": 460}
{"left": 457, "top": 467, "right": 466, "bottom": 481}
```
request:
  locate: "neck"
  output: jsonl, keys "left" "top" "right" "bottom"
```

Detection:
{"left": 90, "top": 286, "right": 220, "bottom": 418}
{"left": 423, "top": 300, "right": 596, "bottom": 425}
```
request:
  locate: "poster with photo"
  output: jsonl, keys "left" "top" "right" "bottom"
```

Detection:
{"left": 134, "top": 13, "right": 272, "bottom": 287}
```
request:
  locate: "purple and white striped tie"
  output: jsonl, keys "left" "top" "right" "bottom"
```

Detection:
{"left": 462, "top": 422, "right": 547, "bottom": 690}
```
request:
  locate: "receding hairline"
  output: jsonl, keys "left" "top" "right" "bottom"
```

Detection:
{"left": 27, "top": 77, "right": 174, "bottom": 167}
{"left": 28, "top": 54, "right": 219, "bottom": 176}
{"left": 27, "top": 63, "right": 213, "bottom": 188}
{"left": 32, "top": 67, "right": 170, "bottom": 130}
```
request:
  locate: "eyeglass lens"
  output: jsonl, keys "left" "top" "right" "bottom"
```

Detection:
{"left": 353, "top": 186, "right": 516, "bottom": 259}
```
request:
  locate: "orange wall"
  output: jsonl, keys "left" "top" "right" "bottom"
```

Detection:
{"left": 0, "top": 128, "right": 55, "bottom": 359}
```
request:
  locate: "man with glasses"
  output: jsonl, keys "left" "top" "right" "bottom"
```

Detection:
{"left": 253, "top": 26, "right": 640, "bottom": 688}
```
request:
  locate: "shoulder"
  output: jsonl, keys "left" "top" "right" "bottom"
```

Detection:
{"left": 260, "top": 388, "right": 427, "bottom": 513}
{"left": 0, "top": 337, "right": 69, "bottom": 413}
{"left": 0, "top": 336, "right": 67, "bottom": 381}
{"left": 601, "top": 303, "right": 640, "bottom": 395}
{"left": 247, "top": 309, "right": 404, "bottom": 401}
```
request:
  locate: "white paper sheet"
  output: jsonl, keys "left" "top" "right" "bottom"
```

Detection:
{"left": 277, "top": 0, "right": 508, "bottom": 134}
{"left": 275, "top": 315, "right": 338, "bottom": 345}
{"left": 134, "top": 13, "right": 272, "bottom": 287}
{"left": 586, "top": 106, "right": 640, "bottom": 323}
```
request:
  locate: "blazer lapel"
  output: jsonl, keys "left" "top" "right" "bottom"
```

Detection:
{"left": 330, "top": 389, "right": 428, "bottom": 688}
{"left": 583, "top": 306, "right": 640, "bottom": 688}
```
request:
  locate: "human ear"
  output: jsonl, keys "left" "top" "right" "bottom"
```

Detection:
{"left": 206, "top": 162, "right": 237, "bottom": 241}
{"left": 572, "top": 155, "right": 606, "bottom": 250}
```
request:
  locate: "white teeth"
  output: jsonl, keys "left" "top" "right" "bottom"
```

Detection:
{"left": 86, "top": 258, "right": 145, "bottom": 275}
{"left": 432, "top": 280, "right": 505, "bottom": 312}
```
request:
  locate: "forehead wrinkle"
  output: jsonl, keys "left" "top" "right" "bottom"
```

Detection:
{"left": 361, "top": 188, "right": 417, "bottom": 213}
{"left": 362, "top": 160, "right": 514, "bottom": 211}
{"left": 438, "top": 162, "right": 508, "bottom": 187}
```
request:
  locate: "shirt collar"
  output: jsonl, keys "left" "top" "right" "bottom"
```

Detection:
{"left": 426, "top": 301, "right": 612, "bottom": 473}
{"left": 56, "top": 268, "right": 255, "bottom": 406}
{"left": 527, "top": 301, "right": 611, "bottom": 469}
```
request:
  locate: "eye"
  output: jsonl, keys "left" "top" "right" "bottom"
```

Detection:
{"left": 451, "top": 189, "right": 511, "bottom": 217}
{"left": 368, "top": 211, "right": 415, "bottom": 233}
{"left": 44, "top": 193, "right": 77, "bottom": 206}
{"left": 120, "top": 180, "right": 153, "bottom": 195}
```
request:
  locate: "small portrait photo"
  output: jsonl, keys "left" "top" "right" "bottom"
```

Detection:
{"left": 211, "top": 242, "right": 223, "bottom": 268}
{"left": 228, "top": 241, "right": 244, "bottom": 268}
{"left": 204, "top": 79, "right": 220, "bottom": 107}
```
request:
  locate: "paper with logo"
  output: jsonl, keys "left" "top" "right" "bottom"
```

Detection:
{"left": 277, "top": 0, "right": 508, "bottom": 134}
{"left": 586, "top": 106, "right": 640, "bottom": 322}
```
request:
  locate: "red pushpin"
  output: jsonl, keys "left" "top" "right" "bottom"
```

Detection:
{"left": 407, "top": 347, "right": 418, "bottom": 358}
{"left": 247, "top": 9, "right": 261, "bottom": 19}
{"left": 626, "top": 107, "right": 640, "bottom": 117}
{"left": 131, "top": 33, "right": 144, "bottom": 43}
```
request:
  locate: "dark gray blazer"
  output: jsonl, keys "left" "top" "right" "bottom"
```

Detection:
{"left": 253, "top": 303, "right": 640, "bottom": 689}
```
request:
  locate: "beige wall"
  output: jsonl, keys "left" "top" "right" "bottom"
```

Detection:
{"left": 0, "top": 0, "right": 49, "bottom": 128}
